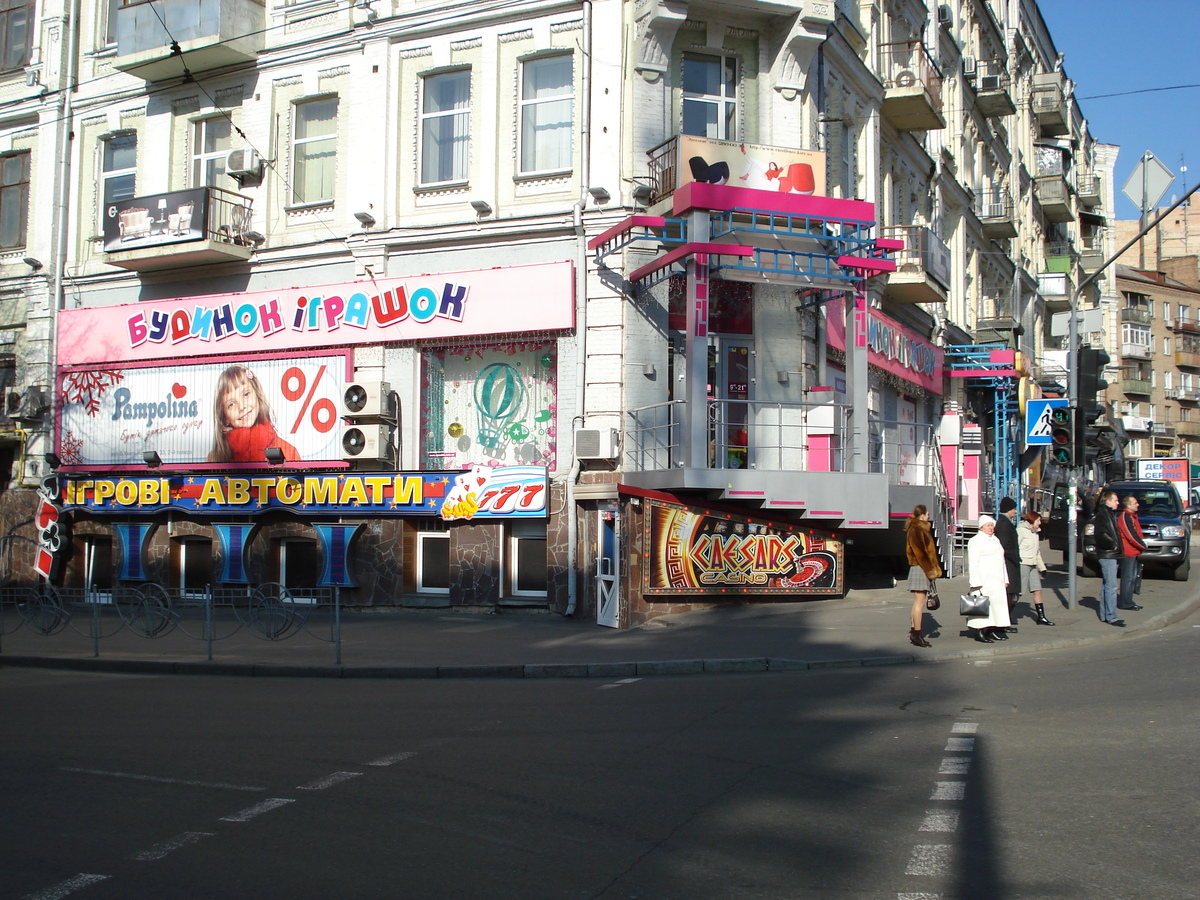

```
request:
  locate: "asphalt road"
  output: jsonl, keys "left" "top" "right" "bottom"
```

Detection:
{"left": 3, "top": 607, "right": 1197, "bottom": 900}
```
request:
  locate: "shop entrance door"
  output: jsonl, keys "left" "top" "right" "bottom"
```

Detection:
{"left": 596, "top": 512, "right": 619, "bottom": 628}
{"left": 708, "top": 338, "right": 753, "bottom": 469}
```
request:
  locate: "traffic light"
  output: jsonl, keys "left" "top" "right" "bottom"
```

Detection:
{"left": 1049, "top": 404, "right": 1076, "bottom": 467}
{"left": 1077, "top": 347, "right": 1112, "bottom": 466}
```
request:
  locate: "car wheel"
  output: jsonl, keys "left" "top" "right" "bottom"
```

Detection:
{"left": 1080, "top": 558, "right": 1099, "bottom": 578}
{"left": 1173, "top": 557, "right": 1190, "bottom": 582}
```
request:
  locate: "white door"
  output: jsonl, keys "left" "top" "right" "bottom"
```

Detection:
{"left": 596, "top": 512, "right": 619, "bottom": 628}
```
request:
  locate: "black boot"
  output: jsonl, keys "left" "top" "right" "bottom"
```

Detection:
{"left": 1033, "top": 604, "right": 1055, "bottom": 626}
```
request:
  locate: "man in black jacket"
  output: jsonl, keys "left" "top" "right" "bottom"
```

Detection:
{"left": 995, "top": 497, "right": 1022, "bottom": 631}
{"left": 1093, "top": 490, "right": 1125, "bottom": 626}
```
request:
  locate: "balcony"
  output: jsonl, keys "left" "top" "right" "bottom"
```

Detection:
{"left": 103, "top": 187, "right": 255, "bottom": 272}
{"left": 965, "top": 59, "right": 1016, "bottom": 118}
{"left": 1121, "top": 378, "right": 1153, "bottom": 396}
{"left": 879, "top": 225, "right": 951, "bottom": 304}
{"left": 114, "top": 0, "right": 265, "bottom": 82}
{"left": 975, "top": 188, "right": 1017, "bottom": 238}
{"left": 1172, "top": 317, "right": 1200, "bottom": 335}
{"left": 1034, "top": 173, "right": 1074, "bottom": 223}
{"left": 1031, "top": 72, "right": 1069, "bottom": 136}
{"left": 1076, "top": 173, "right": 1102, "bottom": 207}
{"left": 1121, "top": 307, "right": 1151, "bottom": 325}
{"left": 1121, "top": 342, "right": 1152, "bottom": 359}
{"left": 1044, "top": 241, "right": 1076, "bottom": 273}
{"left": 1177, "top": 350, "right": 1200, "bottom": 369}
{"left": 1038, "top": 272, "right": 1072, "bottom": 312}
{"left": 880, "top": 41, "right": 946, "bottom": 131}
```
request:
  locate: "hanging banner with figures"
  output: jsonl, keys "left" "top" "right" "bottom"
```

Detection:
{"left": 642, "top": 498, "right": 842, "bottom": 595}
{"left": 60, "top": 466, "right": 549, "bottom": 519}
{"left": 56, "top": 353, "right": 350, "bottom": 467}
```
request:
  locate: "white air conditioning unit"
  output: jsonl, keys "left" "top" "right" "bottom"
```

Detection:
{"left": 342, "top": 381, "right": 396, "bottom": 421}
{"left": 979, "top": 74, "right": 1002, "bottom": 91}
{"left": 341, "top": 423, "right": 396, "bottom": 465}
{"left": 575, "top": 427, "right": 619, "bottom": 460}
{"left": 225, "top": 148, "right": 262, "bottom": 177}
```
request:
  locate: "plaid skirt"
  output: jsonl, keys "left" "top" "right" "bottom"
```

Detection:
{"left": 906, "top": 565, "right": 934, "bottom": 592}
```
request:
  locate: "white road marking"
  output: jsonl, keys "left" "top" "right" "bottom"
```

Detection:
{"left": 930, "top": 781, "right": 965, "bottom": 801}
{"left": 61, "top": 767, "right": 263, "bottom": 792}
{"left": 128, "top": 831, "right": 214, "bottom": 861}
{"left": 298, "top": 771, "right": 362, "bottom": 790}
{"left": 364, "top": 751, "right": 416, "bottom": 767}
{"left": 919, "top": 810, "right": 960, "bottom": 832}
{"left": 944, "top": 737, "right": 975, "bottom": 751}
{"left": 905, "top": 845, "right": 952, "bottom": 876}
{"left": 220, "top": 798, "right": 295, "bottom": 822}
{"left": 938, "top": 757, "right": 971, "bottom": 775}
{"left": 951, "top": 722, "right": 978, "bottom": 733}
{"left": 22, "top": 874, "right": 109, "bottom": 900}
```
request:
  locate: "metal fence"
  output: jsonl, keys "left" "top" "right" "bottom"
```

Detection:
{"left": 0, "top": 582, "right": 344, "bottom": 663}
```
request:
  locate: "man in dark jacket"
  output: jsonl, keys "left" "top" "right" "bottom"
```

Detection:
{"left": 995, "top": 497, "right": 1022, "bottom": 626}
{"left": 1093, "top": 490, "right": 1125, "bottom": 626}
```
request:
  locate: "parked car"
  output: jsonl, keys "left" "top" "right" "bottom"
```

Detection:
{"left": 1077, "top": 481, "right": 1200, "bottom": 581}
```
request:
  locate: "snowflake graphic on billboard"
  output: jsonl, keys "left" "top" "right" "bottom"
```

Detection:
{"left": 61, "top": 369, "right": 125, "bottom": 416}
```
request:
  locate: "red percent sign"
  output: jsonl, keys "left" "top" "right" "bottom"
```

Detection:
{"left": 281, "top": 365, "right": 338, "bottom": 434}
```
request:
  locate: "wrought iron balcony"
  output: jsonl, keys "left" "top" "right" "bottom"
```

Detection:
{"left": 880, "top": 41, "right": 946, "bottom": 131}
{"left": 103, "top": 186, "right": 256, "bottom": 272}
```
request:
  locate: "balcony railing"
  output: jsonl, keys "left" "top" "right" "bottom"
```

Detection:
{"left": 880, "top": 41, "right": 945, "bottom": 131}
{"left": 624, "top": 401, "right": 944, "bottom": 487}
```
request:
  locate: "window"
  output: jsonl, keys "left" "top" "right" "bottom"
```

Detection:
{"left": 192, "top": 117, "right": 232, "bottom": 187}
{"left": 682, "top": 52, "right": 737, "bottom": 139}
{"left": 420, "top": 70, "right": 470, "bottom": 185}
{"left": 0, "top": 151, "right": 29, "bottom": 250}
{"left": 292, "top": 97, "right": 339, "bottom": 205}
{"left": 508, "top": 521, "right": 547, "bottom": 596}
{"left": 0, "top": 0, "right": 31, "bottom": 73}
{"left": 417, "top": 531, "right": 450, "bottom": 593}
{"left": 101, "top": 134, "right": 137, "bottom": 215}
{"left": 519, "top": 56, "right": 573, "bottom": 174}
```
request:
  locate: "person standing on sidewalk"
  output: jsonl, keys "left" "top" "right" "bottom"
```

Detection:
{"left": 1093, "top": 490, "right": 1125, "bottom": 627}
{"left": 995, "top": 497, "right": 1022, "bottom": 629}
{"left": 1117, "top": 495, "right": 1148, "bottom": 612}
{"left": 966, "top": 515, "right": 1013, "bottom": 643}
{"left": 904, "top": 504, "right": 942, "bottom": 648}
{"left": 1018, "top": 511, "right": 1054, "bottom": 626}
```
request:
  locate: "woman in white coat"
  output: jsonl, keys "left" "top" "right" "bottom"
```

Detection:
{"left": 966, "top": 514, "right": 1013, "bottom": 643}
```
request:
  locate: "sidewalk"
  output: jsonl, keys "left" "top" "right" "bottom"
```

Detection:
{"left": 2, "top": 566, "right": 1197, "bottom": 679}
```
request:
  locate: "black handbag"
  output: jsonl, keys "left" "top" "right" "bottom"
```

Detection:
{"left": 926, "top": 585, "right": 940, "bottom": 610}
{"left": 959, "top": 590, "right": 990, "bottom": 617}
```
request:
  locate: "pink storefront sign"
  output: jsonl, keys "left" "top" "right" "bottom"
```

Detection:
{"left": 826, "top": 297, "right": 943, "bottom": 395}
{"left": 58, "top": 261, "right": 575, "bottom": 365}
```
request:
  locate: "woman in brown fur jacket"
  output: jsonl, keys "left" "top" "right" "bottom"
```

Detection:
{"left": 905, "top": 504, "right": 943, "bottom": 647}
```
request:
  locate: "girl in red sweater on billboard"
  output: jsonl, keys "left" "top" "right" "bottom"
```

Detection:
{"left": 207, "top": 364, "right": 300, "bottom": 463}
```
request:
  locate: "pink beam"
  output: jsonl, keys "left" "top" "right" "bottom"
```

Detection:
{"left": 628, "top": 242, "right": 753, "bottom": 283}
{"left": 672, "top": 181, "right": 877, "bottom": 223}
{"left": 586, "top": 215, "right": 667, "bottom": 251}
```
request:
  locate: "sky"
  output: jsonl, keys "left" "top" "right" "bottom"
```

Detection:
{"left": 1037, "top": 0, "right": 1199, "bottom": 221}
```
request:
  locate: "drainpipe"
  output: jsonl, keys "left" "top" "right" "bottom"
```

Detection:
{"left": 48, "top": 0, "right": 81, "bottom": 447}
{"left": 564, "top": 0, "right": 592, "bottom": 618}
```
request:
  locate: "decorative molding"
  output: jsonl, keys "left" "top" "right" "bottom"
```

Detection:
{"left": 635, "top": 0, "right": 687, "bottom": 83}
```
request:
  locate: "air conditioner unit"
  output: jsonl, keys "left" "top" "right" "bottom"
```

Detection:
{"left": 342, "top": 381, "right": 397, "bottom": 421}
{"left": 575, "top": 427, "right": 619, "bottom": 461}
{"left": 225, "top": 148, "right": 262, "bottom": 177}
{"left": 341, "top": 423, "right": 396, "bottom": 465}
{"left": 979, "top": 74, "right": 1002, "bottom": 91}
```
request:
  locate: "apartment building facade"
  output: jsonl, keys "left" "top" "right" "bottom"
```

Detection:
{"left": 0, "top": 0, "right": 1114, "bottom": 626}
